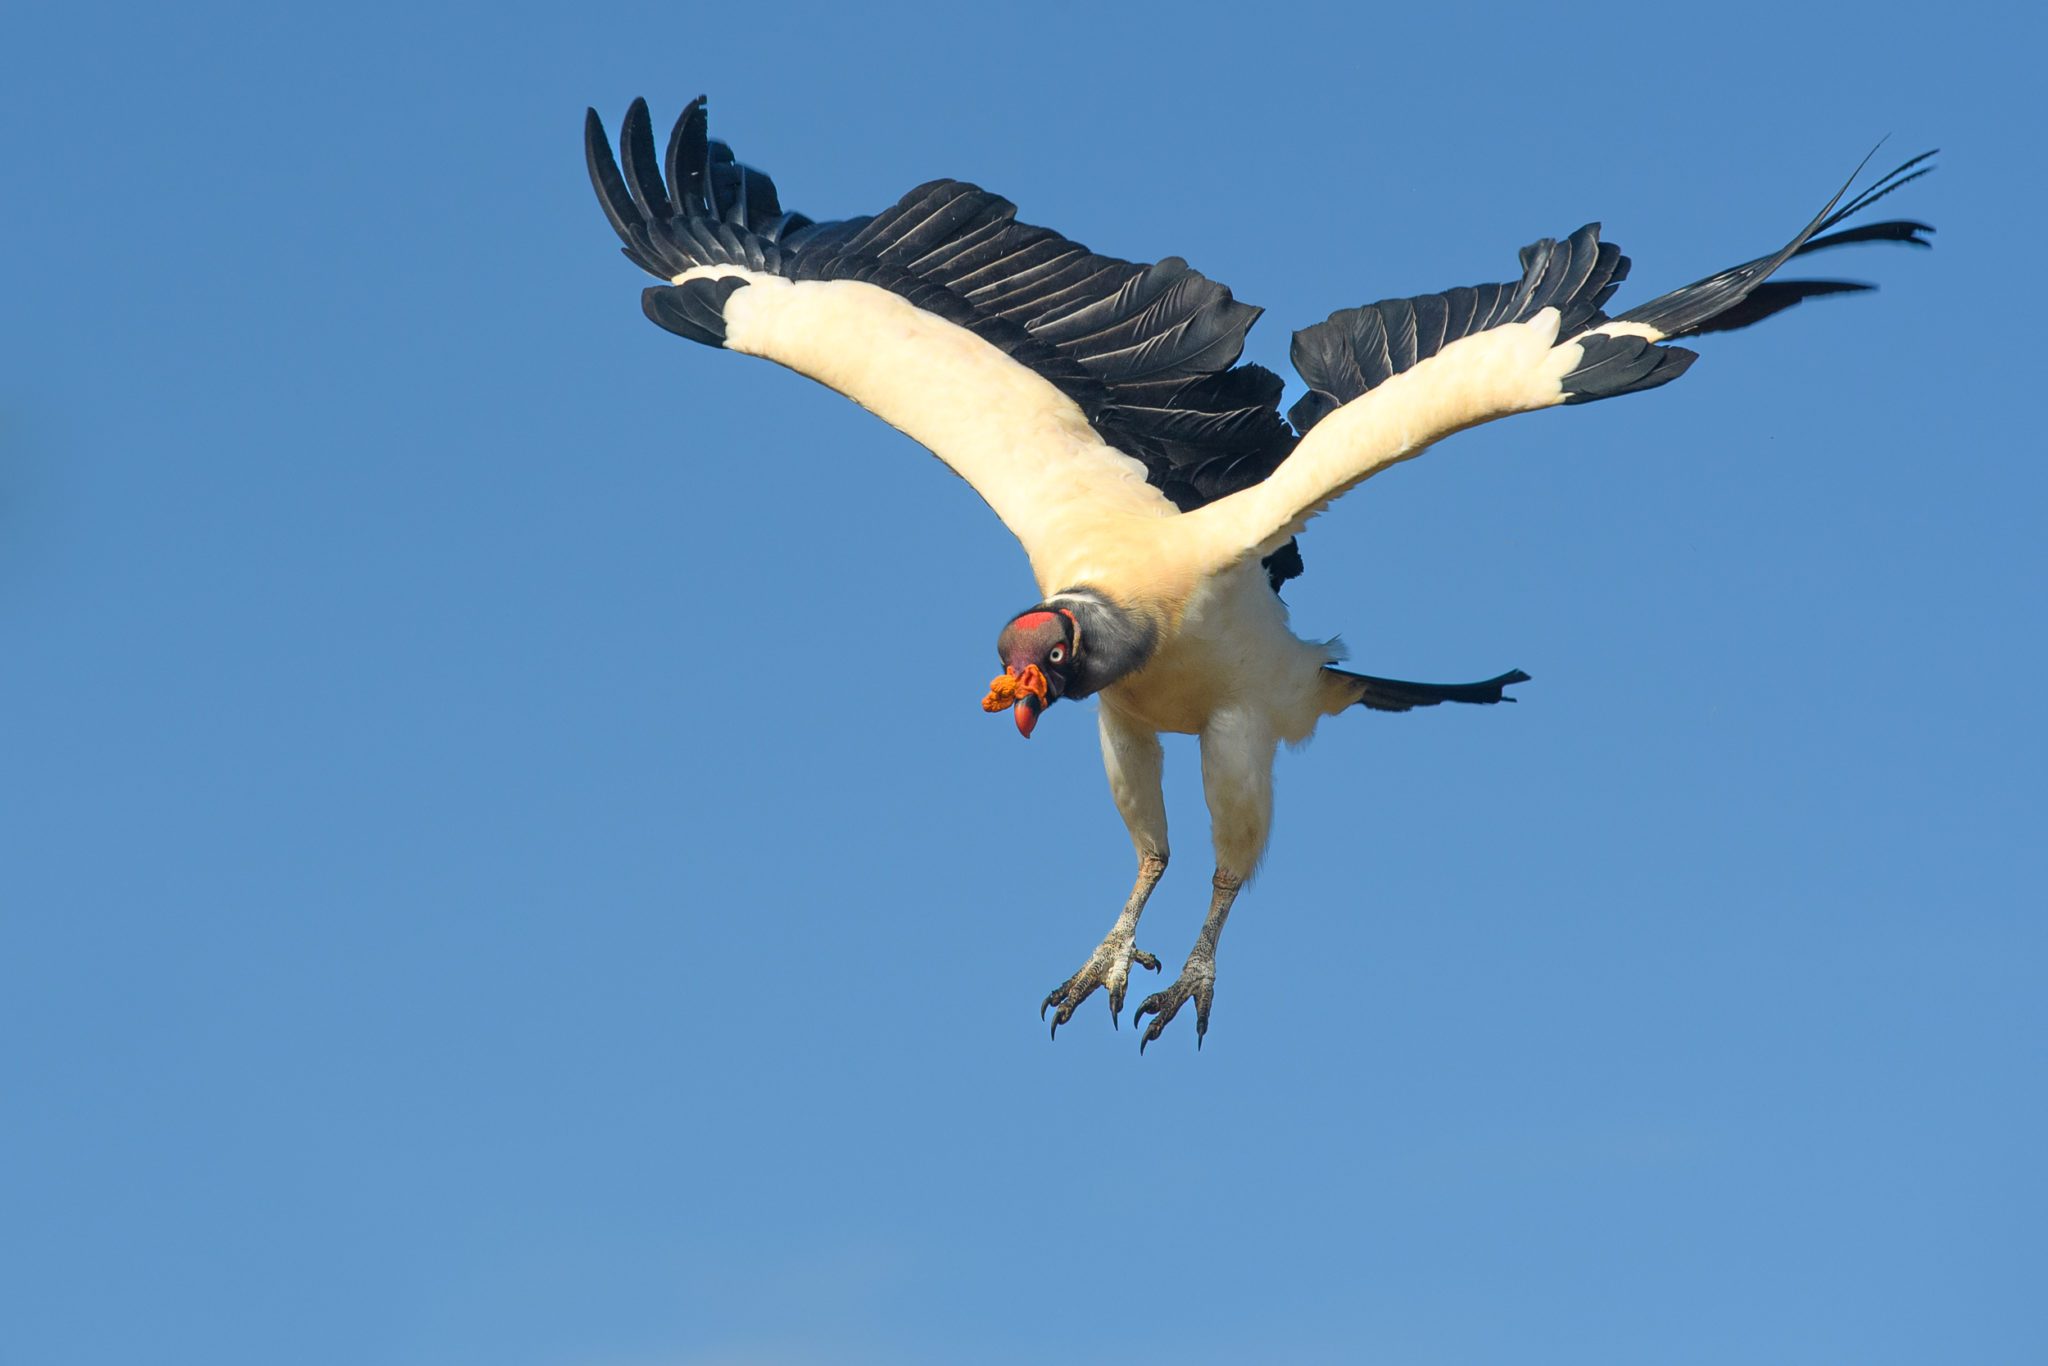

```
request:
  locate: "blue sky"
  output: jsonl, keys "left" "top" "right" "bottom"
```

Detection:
{"left": 2, "top": 2, "right": 2041, "bottom": 1363}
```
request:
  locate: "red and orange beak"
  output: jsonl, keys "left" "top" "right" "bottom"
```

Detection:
{"left": 981, "top": 664, "right": 1052, "bottom": 739}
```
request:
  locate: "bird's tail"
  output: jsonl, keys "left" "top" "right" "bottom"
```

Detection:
{"left": 1323, "top": 667, "right": 1530, "bottom": 714}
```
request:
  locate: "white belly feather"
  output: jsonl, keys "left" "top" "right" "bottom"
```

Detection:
{"left": 1102, "top": 561, "right": 1340, "bottom": 742}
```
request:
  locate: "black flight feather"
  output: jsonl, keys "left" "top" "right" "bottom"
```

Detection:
{"left": 618, "top": 98, "right": 672, "bottom": 224}
{"left": 1286, "top": 153, "right": 1932, "bottom": 423}
{"left": 662, "top": 97, "right": 709, "bottom": 218}
{"left": 1615, "top": 149, "right": 1938, "bottom": 341}
{"left": 589, "top": 99, "right": 1931, "bottom": 599}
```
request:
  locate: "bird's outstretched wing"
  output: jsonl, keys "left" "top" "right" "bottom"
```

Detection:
{"left": 586, "top": 97, "right": 1298, "bottom": 587}
{"left": 1180, "top": 153, "right": 1936, "bottom": 567}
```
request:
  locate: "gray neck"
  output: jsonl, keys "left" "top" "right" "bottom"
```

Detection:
{"left": 1047, "top": 587, "right": 1158, "bottom": 699}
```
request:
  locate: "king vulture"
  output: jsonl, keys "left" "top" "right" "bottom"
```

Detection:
{"left": 585, "top": 96, "right": 1934, "bottom": 1050}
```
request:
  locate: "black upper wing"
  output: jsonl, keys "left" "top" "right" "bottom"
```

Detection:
{"left": 591, "top": 101, "right": 1932, "bottom": 593}
{"left": 1612, "top": 151, "right": 1936, "bottom": 340}
{"left": 587, "top": 98, "right": 1300, "bottom": 544}
{"left": 1287, "top": 223, "right": 1635, "bottom": 434}
{"left": 1286, "top": 153, "right": 1935, "bottom": 428}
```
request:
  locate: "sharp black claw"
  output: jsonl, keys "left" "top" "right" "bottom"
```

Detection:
{"left": 1040, "top": 939, "right": 1179, "bottom": 1037}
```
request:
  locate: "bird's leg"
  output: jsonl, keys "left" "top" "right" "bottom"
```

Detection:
{"left": 1135, "top": 709, "right": 1275, "bottom": 1051}
{"left": 1042, "top": 853, "right": 1166, "bottom": 1035}
{"left": 1043, "top": 702, "right": 1169, "bottom": 1036}
{"left": 1133, "top": 870, "right": 1243, "bottom": 1052}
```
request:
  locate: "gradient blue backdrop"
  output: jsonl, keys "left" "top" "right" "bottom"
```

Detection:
{"left": 3, "top": 3, "right": 2041, "bottom": 1363}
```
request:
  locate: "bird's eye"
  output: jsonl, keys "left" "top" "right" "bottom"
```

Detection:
{"left": 1049, "top": 645, "right": 1065, "bottom": 663}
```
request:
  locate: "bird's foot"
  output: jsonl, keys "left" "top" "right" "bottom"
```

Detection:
{"left": 1133, "top": 951, "right": 1216, "bottom": 1053}
{"left": 1042, "top": 930, "right": 1162, "bottom": 1037}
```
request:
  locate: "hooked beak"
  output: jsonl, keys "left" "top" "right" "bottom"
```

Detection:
{"left": 981, "top": 663, "right": 1055, "bottom": 738}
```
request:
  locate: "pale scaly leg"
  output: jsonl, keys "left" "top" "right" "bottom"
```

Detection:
{"left": 1134, "top": 709, "right": 1275, "bottom": 1052}
{"left": 1043, "top": 700, "right": 1169, "bottom": 1036}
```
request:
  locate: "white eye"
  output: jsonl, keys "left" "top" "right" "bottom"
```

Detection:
{"left": 1049, "top": 645, "right": 1065, "bottom": 663}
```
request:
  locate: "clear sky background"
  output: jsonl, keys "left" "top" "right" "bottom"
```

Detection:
{"left": 2, "top": 2, "right": 2041, "bottom": 1363}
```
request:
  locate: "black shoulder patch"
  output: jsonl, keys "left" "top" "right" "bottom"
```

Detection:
{"left": 1261, "top": 539, "right": 1304, "bottom": 593}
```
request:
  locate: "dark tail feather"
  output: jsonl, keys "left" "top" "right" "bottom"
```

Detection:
{"left": 1328, "top": 667, "right": 1530, "bottom": 713}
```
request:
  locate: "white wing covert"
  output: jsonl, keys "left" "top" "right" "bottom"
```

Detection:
{"left": 590, "top": 102, "right": 1932, "bottom": 595}
{"left": 1181, "top": 152, "right": 1936, "bottom": 566}
{"left": 586, "top": 97, "right": 1301, "bottom": 585}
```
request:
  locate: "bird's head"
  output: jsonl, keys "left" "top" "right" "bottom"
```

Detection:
{"left": 982, "top": 607, "right": 1077, "bottom": 739}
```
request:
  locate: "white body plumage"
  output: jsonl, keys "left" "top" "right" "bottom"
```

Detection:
{"left": 586, "top": 97, "right": 1934, "bottom": 1046}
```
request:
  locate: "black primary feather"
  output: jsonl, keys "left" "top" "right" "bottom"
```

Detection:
{"left": 618, "top": 98, "right": 673, "bottom": 224}
{"left": 590, "top": 101, "right": 1932, "bottom": 593}
{"left": 1614, "top": 150, "right": 1939, "bottom": 342}
{"left": 1286, "top": 151, "right": 1933, "bottom": 420}
{"left": 587, "top": 97, "right": 1306, "bottom": 588}
{"left": 1797, "top": 220, "right": 1934, "bottom": 254}
{"left": 1288, "top": 222, "right": 1632, "bottom": 425}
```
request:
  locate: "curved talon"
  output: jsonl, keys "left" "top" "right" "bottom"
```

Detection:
{"left": 1130, "top": 966, "right": 1213, "bottom": 1052}
{"left": 1136, "top": 994, "right": 1175, "bottom": 1053}
{"left": 1045, "top": 976, "right": 1098, "bottom": 1040}
{"left": 1040, "top": 935, "right": 1159, "bottom": 1038}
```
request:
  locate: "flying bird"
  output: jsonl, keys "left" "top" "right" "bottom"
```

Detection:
{"left": 585, "top": 96, "right": 1933, "bottom": 1050}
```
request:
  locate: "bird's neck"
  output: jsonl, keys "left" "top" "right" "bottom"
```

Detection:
{"left": 1046, "top": 587, "right": 1159, "bottom": 699}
